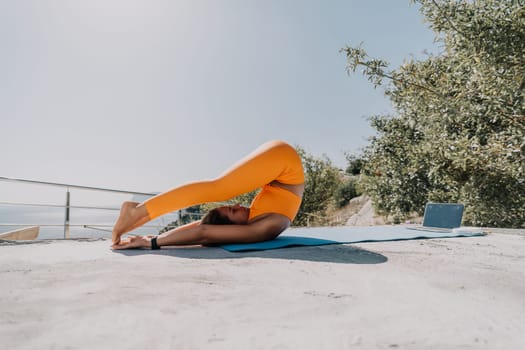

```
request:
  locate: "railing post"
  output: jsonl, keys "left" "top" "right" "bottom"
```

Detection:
{"left": 64, "top": 188, "right": 70, "bottom": 239}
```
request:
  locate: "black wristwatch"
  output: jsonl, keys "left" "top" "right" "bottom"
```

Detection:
{"left": 151, "top": 236, "right": 161, "bottom": 250}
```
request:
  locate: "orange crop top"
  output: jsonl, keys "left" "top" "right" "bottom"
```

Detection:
{"left": 248, "top": 184, "right": 302, "bottom": 221}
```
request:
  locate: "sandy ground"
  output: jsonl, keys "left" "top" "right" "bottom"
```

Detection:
{"left": 1, "top": 230, "right": 525, "bottom": 350}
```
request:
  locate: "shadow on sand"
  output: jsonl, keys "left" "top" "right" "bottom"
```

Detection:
{"left": 112, "top": 243, "right": 388, "bottom": 265}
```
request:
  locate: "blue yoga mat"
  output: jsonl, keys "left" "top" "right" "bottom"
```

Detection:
{"left": 220, "top": 225, "right": 485, "bottom": 252}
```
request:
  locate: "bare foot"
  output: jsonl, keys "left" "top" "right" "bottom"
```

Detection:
{"left": 112, "top": 201, "right": 149, "bottom": 244}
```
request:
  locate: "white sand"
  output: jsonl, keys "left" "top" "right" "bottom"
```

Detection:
{"left": 1, "top": 231, "right": 525, "bottom": 349}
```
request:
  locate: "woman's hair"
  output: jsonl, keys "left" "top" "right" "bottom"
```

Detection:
{"left": 201, "top": 208, "right": 234, "bottom": 225}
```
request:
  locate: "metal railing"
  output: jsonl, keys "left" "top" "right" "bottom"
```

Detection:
{"left": 0, "top": 176, "right": 170, "bottom": 239}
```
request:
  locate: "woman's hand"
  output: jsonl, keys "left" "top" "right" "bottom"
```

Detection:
{"left": 111, "top": 235, "right": 155, "bottom": 250}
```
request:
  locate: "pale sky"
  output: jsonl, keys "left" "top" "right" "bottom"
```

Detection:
{"left": 1, "top": 0, "right": 439, "bottom": 199}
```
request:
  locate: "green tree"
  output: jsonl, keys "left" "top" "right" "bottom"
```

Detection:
{"left": 158, "top": 205, "right": 204, "bottom": 233}
{"left": 294, "top": 147, "right": 341, "bottom": 226}
{"left": 334, "top": 176, "right": 360, "bottom": 208}
{"left": 344, "top": 154, "right": 364, "bottom": 175}
{"left": 342, "top": 0, "right": 525, "bottom": 227}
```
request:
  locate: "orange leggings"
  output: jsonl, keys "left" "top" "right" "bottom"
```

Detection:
{"left": 144, "top": 140, "right": 304, "bottom": 220}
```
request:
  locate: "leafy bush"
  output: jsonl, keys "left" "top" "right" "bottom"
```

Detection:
{"left": 294, "top": 147, "right": 341, "bottom": 226}
{"left": 334, "top": 177, "right": 360, "bottom": 208}
{"left": 345, "top": 154, "right": 364, "bottom": 175}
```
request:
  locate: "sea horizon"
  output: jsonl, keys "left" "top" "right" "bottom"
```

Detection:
{"left": 0, "top": 203, "right": 182, "bottom": 240}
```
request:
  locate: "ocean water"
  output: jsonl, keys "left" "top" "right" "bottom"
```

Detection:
{"left": 0, "top": 180, "right": 187, "bottom": 240}
{"left": 0, "top": 204, "right": 181, "bottom": 240}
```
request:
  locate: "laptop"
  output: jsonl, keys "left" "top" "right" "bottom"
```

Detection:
{"left": 407, "top": 203, "right": 464, "bottom": 233}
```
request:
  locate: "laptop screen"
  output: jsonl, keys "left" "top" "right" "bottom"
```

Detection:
{"left": 422, "top": 203, "right": 464, "bottom": 229}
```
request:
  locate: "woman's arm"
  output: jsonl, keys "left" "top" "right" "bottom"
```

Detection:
{"left": 112, "top": 215, "right": 289, "bottom": 249}
{"left": 159, "top": 215, "right": 288, "bottom": 246}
